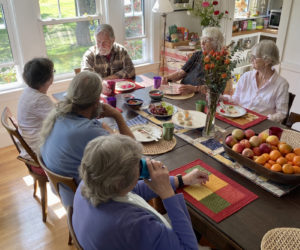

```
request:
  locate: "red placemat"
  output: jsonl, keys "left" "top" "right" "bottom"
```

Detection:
{"left": 114, "top": 79, "right": 145, "bottom": 94}
{"left": 170, "top": 159, "right": 258, "bottom": 223}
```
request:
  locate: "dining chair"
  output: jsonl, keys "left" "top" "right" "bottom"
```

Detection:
{"left": 282, "top": 92, "right": 296, "bottom": 125}
{"left": 37, "top": 154, "right": 78, "bottom": 245}
{"left": 285, "top": 112, "right": 300, "bottom": 129}
{"left": 67, "top": 206, "right": 83, "bottom": 250}
{"left": 1, "top": 107, "right": 49, "bottom": 222}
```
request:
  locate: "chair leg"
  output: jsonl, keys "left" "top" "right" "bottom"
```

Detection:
{"left": 38, "top": 180, "right": 48, "bottom": 223}
{"left": 33, "top": 178, "right": 38, "bottom": 197}
{"left": 68, "top": 231, "right": 72, "bottom": 245}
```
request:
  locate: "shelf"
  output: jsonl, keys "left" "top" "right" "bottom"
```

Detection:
{"left": 234, "top": 15, "right": 269, "bottom": 21}
{"left": 232, "top": 29, "right": 278, "bottom": 39}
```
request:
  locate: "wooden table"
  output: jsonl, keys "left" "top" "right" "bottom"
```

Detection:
{"left": 54, "top": 78, "right": 300, "bottom": 250}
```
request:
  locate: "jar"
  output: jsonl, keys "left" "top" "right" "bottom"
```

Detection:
{"left": 256, "top": 18, "right": 264, "bottom": 30}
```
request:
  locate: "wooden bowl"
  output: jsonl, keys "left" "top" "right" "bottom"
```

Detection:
{"left": 223, "top": 133, "right": 300, "bottom": 185}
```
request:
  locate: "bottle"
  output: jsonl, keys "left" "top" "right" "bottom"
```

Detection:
{"left": 184, "top": 28, "right": 189, "bottom": 41}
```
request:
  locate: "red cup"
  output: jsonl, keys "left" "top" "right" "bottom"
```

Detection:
{"left": 107, "top": 80, "right": 116, "bottom": 96}
{"left": 269, "top": 126, "right": 283, "bottom": 139}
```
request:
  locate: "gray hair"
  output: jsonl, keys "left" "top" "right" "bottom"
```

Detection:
{"left": 40, "top": 71, "right": 102, "bottom": 145}
{"left": 251, "top": 40, "right": 280, "bottom": 66}
{"left": 95, "top": 24, "right": 115, "bottom": 40}
{"left": 202, "top": 27, "right": 224, "bottom": 51}
{"left": 79, "top": 134, "right": 143, "bottom": 206}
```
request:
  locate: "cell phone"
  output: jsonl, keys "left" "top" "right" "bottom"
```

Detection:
{"left": 139, "top": 158, "right": 150, "bottom": 179}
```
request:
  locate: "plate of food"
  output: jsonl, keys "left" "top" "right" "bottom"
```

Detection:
{"left": 148, "top": 102, "right": 177, "bottom": 119}
{"left": 217, "top": 104, "right": 247, "bottom": 118}
{"left": 130, "top": 124, "right": 162, "bottom": 142}
{"left": 115, "top": 81, "right": 135, "bottom": 92}
{"left": 172, "top": 110, "right": 207, "bottom": 129}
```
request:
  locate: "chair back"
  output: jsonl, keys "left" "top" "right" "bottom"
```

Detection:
{"left": 283, "top": 92, "right": 296, "bottom": 125}
{"left": 286, "top": 112, "right": 300, "bottom": 128}
{"left": 37, "top": 154, "right": 77, "bottom": 198}
{"left": 67, "top": 206, "right": 83, "bottom": 250}
{"left": 1, "top": 107, "right": 39, "bottom": 166}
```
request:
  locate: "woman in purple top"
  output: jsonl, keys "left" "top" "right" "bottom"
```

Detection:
{"left": 73, "top": 134, "right": 209, "bottom": 250}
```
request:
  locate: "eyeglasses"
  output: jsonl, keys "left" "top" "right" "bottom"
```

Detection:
{"left": 200, "top": 37, "right": 213, "bottom": 44}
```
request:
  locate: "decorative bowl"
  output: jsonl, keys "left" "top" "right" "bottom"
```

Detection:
{"left": 149, "top": 89, "right": 164, "bottom": 101}
{"left": 126, "top": 98, "right": 143, "bottom": 110}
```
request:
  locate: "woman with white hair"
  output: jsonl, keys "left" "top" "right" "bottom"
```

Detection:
{"left": 222, "top": 40, "right": 289, "bottom": 123}
{"left": 162, "top": 26, "right": 224, "bottom": 95}
{"left": 73, "top": 134, "right": 209, "bottom": 250}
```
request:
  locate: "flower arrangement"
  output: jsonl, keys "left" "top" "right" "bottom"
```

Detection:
{"left": 189, "top": 0, "right": 229, "bottom": 27}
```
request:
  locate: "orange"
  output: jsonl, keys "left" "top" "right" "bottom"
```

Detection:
{"left": 276, "top": 156, "right": 287, "bottom": 166}
{"left": 294, "top": 148, "right": 300, "bottom": 156}
{"left": 293, "top": 156, "right": 300, "bottom": 167}
{"left": 255, "top": 155, "right": 267, "bottom": 165}
{"left": 292, "top": 165, "right": 300, "bottom": 174}
{"left": 278, "top": 143, "right": 293, "bottom": 155}
{"left": 264, "top": 163, "right": 272, "bottom": 169}
{"left": 268, "top": 160, "right": 276, "bottom": 165}
{"left": 271, "top": 146, "right": 278, "bottom": 151}
{"left": 269, "top": 150, "right": 281, "bottom": 161}
{"left": 271, "top": 164, "right": 282, "bottom": 172}
{"left": 262, "top": 153, "right": 270, "bottom": 162}
{"left": 285, "top": 153, "right": 296, "bottom": 162}
{"left": 282, "top": 164, "right": 294, "bottom": 174}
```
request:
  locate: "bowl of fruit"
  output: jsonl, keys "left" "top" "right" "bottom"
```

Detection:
{"left": 126, "top": 98, "right": 144, "bottom": 110}
{"left": 148, "top": 102, "right": 176, "bottom": 119}
{"left": 223, "top": 128, "right": 300, "bottom": 185}
{"left": 149, "top": 89, "right": 164, "bottom": 101}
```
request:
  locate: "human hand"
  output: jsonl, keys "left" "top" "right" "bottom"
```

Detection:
{"left": 99, "top": 103, "right": 121, "bottom": 119}
{"left": 162, "top": 77, "right": 169, "bottom": 85}
{"left": 179, "top": 84, "right": 196, "bottom": 95}
{"left": 182, "top": 169, "right": 209, "bottom": 186}
{"left": 144, "top": 159, "right": 175, "bottom": 200}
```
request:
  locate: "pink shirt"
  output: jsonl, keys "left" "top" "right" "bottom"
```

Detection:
{"left": 224, "top": 70, "right": 289, "bottom": 123}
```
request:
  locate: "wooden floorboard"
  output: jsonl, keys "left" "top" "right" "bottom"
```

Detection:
{"left": 0, "top": 145, "right": 76, "bottom": 250}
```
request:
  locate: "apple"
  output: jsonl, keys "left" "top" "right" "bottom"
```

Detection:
{"left": 249, "top": 136, "right": 262, "bottom": 147}
{"left": 258, "top": 131, "right": 269, "bottom": 143}
{"left": 266, "top": 135, "right": 279, "bottom": 146}
{"left": 232, "top": 143, "right": 245, "bottom": 153}
{"left": 259, "top": 143, "right": 272, "bottom": 154}
{"left": 244, "top": 129, "right": 255, "bottom": 139}
{"left": 240, "top": 139, "right": 251, "bottom": 148}
{"left": 225, "top": 135, "right": 238, "bottom": 147}
{"left": 253, "top": 147, "right": 261, "bottom": 156}
{"left": 232, "top": 129, "right": 245, "bottom": 141}
{"left": 242, "top": 148, "right": 254, "bottom": 158}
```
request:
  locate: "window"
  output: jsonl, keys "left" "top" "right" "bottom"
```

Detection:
{"left": 38, "top": 0, "right": 102, "bottom": 75}
{"left": 123, "top": 0, "right": 147, "bottom": 64}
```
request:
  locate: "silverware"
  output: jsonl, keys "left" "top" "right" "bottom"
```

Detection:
{"left": 138, "top": 128, "right": 160, "bottom": 141}
{"left": 219, "top": 101, "right": 229, "bottom": 113}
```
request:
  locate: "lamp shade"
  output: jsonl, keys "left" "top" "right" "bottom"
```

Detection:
{"left": 152, "top": 0, "right": 174, "bottom": 14}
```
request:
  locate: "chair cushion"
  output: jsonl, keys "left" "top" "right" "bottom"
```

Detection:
{"left": 30, "top": 165, "right": 47, "bottom": 176}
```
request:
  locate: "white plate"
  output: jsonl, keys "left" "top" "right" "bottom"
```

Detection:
{"left": 159, "top": 84, "right": 181, "bottom": 95}
{"left": 217, "top": 104, "right": 247, "bottom": 118}
{"left": 115, "top": 81, "right": 135, "bottom": 91}
{"left": 172, "top": 110, "right": 207, "bottom": 129}
{"left": 131, "top": 124, "right": 162, "bottom": 142}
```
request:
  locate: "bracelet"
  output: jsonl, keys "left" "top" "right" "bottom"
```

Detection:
{"left": 177, "top": 174, "right": 184, "bottom": 189}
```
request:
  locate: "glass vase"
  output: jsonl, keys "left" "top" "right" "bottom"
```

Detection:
{"left": 202, "top": 89, "right": 220, "bottom": 138}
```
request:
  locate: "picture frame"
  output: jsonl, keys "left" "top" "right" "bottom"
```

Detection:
{"left": 171, "top": 0, "right": 194, "bottom": 11}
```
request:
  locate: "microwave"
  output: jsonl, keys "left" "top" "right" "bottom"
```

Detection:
{"left": 269, "top": 10, "right": 281, "bottom": 29}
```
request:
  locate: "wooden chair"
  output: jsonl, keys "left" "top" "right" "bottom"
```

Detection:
{"left": 282, "top": 92, "right": 296, "bottom": 125}
{"left": 285, "top": 112, "right": 300, "bottom": 128}
{"left": 37, "top": 154, "right": 78, "bottom": 245}
{"left": 67, "top": 206, "right": 83, "bottom": 250}
{"left": 1, "top": 107, "right": 48, "bottom": 222}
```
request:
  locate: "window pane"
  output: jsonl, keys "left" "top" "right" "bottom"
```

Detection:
{"left": 124, "top": 0, "right": 144, "bottom": 38}
{"left": 39, "top": 0, "right": 96, "bottom": 19}
{"left": 0, "top": 66, "right": 17, "bottom": 85}
{"left": 124, "top": 39, "right": 144, "bottom": 61}
{"left": 0, "top": 5, "right": 13, "bottom": 63}
{"left": 43, "top": 20, "right": 98, "bottom": 74}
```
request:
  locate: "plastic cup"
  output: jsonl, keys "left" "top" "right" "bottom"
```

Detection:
{"left": 196, "top": 100, "right": 206, "bottom": 112}
{"left": 163, "top": 123, "right": 174, "bottom": 141}
{"left": 107, "top": 80, "right": 116, "bottom": 96}
{"left": 106, "top": 96, "right": 117, "bottom": 108}
{"left": 153, "top": 76, "right": 162, "bottom": 89}
{"left": 269, "top": 126, "right": 283, "bottom": 139}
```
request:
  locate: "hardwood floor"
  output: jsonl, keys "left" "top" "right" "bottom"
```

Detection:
{"left": 0, "top": 145, "right": 76, "bottom": 250}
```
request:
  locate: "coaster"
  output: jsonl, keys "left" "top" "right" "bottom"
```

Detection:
{"left": 164, "top": 92, "right": 194, "bottom": 100}
{"left": 142, "top": 137, "right": 177, "bottom": 155}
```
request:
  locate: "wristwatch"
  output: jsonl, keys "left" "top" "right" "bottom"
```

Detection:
{"left": 176, "top": 174, "right": 185, "bottom": 188}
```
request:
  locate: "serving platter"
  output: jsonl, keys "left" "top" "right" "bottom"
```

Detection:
{"left": 217, "top": 104, "right": 247, "bottom": 118}
{"left": 115, "top": 81, "right": 135, "bottom": 92}
{"left": 172, "top": 110, "right": 206, "bottom": 129}
{"left": 131, "top": 124, "right": 162, "bottom": 142}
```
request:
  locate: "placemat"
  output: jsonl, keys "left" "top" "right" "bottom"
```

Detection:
{"left": 170, "top": 159, "right": 258, "bottom": 223}
{"left": 164, "top": 92, "right": 194, "bottom": 100}
{"left": 114, "top": 79, "right": 145, "bottom": 94}
{"left": 176, "top": 129, "right": 300, "bottom": 197}
{"left": 135, "top": 75, "right": 154, "bottom": 87}
{"left": 142, "top": 137, "right": 176, "bottom": 155}
{"left": 215, "top": 107, "right": 267, "bottom": 130}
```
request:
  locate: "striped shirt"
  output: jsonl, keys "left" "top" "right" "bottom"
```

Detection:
{"left": 81, "top": 43, "right": 135, "bottom": 79}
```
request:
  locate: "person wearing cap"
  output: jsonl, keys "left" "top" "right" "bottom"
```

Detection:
{"left": 81, "top": 24, "right": 135, "bottom": 80}
{"left": 18, "top": 57, "right": 55, "bottom": 157}
{"left": 40, "top": 71, "right": 134, "bottom": 206}
{"left": 162, "top": 27, "right": 224, "bottom": 95}
{"left": 222, "top": 40, "right": 289, "bottom": 123}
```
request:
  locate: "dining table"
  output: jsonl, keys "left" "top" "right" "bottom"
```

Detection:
{"left": 53, "top": 74, "right": 300, "bottom": 250}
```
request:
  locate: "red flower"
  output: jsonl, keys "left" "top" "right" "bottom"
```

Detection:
{"left": 210, "top": 63, "right": 215, "bottom": 69}
{"left": 214, "top": 10, "right": 220, "bottom": 15}
{"left": 225, "top": 10, "right": 229, "bottom": 14}
{"left": 224, "top": 59, "right": 230, "bottom": 65}
{"left": 204, "top": 56, "right": 210, "bottom": 63}
{"left": 216, "top": 56, "right": 221, "bottom": 60}
{"left": 213, "top": 1, "right": 218, "bottom": 5}
{"left": 203, "top": 51, "right": 207, "bottom": 56}
{"left": 221, "top": 73, "right": 227, "bottom": 78}
{"left": 209, "top": 50, "right": 215, "bottom": 56}
{"left": 202, "top": 1, "right": 210, "bottom": 7}
{"left": 205, "top": 64, "right": 210, "bottom": 70}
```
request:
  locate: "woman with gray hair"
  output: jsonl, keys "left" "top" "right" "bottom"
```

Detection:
{"left": 81, "top": 23, "right": 135, "bottom": 80}
{"left": 162, "top": 26, "right": 224, "bottom": 95}
{"left": 222, "top": 40, "right": 289, "bottom": 123}
{"left": 73, "top": 134, "right": 209, "bottom": 250}
{"left": 40, "top": 71, "right": 133, "bottom": 206}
